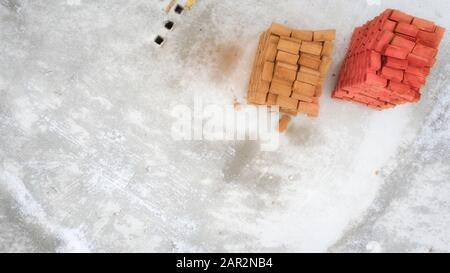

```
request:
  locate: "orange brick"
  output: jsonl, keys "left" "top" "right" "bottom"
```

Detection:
{"left": 257, "top": 80, "right": 270, "bottom": 94}
{"left": 268, "top": 35, "right": 280, "bottom": 43}
{"left": 276, "top": 95, "right": 299, "bottom": 111}
{"left": 319, "top": 56, "right": 332, "bottom": 75}
{"left": 300, "top": 41, "right": 323, "bottom": 55}
{"left": 299, "top": 53, "right": 322, "bottom": 70}
{"left": 280, "top": 108, "right": 298, "bottom": 116}
{"left": 322, "top": 41, "right": 334, "bottom": 56}
{"left": 300, "top": 66, "right": 321, "bottom": 76}
{"left": 297, "top": 69, "right": 321, "bottom": 86}
{"left": 248, "top": 23, "right": 335, "bottom": 117}
{"left": 313, "top": 30, "right": 336, "bottom": 41}
{"left": 291, "top": 92, "right": 313, "bottom": 103}
{"left": 297, "top": 73, "right": 320, "bottom": 86}
{"left": 276, "top": 51, "right": 299, "bottom": 65}
{"left": 261, "top": 62, "right": 274, "bottom": 82}
{"left": 277, "top": 115, "right": 291, "bottom": 133}
{"left": 274, "top": 62, "right": 298, "bottom": 82}
{"left": 253, "top": 92, "right": 268, "bottom": 105}
{"left": 270, "top": 22, "right": 292, "bottom": 37}
{"left": 276, "top": 61, "right": 298, "bottom": 71}
{"left": 269, "top": 78, "right": 292, "bottom": 97}
{"left": 264, "top": 42, "right": 278, "bottom": 62}
{"left": 293, "top": 81, "right": 316, "bottom": 96}
{"left": 277, "top": 38, "right": 301, "bottom": 54}
{"left": 267, "top": 93, "right": 278, "bottom": 106}
{"left": 314, "top": 84, "right": 323, "bottom": 97}
{"left": 291, "top": 30, "right": 313, "bottom": 41}
{"left": 298, "top": 101, "right": 319, "bottom": 117}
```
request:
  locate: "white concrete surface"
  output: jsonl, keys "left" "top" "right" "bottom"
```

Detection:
{"left": 0, "top": 0, "right": 449, "bottom": 253}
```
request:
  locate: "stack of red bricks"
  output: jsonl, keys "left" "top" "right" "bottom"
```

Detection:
{"left": 333, "top": 9, "right": 445, "bottom": 110}
{"left": 248, "top": 22, "right": 335, "bottom": 117}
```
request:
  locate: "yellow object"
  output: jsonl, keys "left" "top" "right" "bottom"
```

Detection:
{"left": 185, "top": 0, "right": 196, "bottom": 10}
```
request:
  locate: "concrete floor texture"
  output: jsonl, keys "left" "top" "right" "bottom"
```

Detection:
{"left": 0, "top": 0, "right": 449, "bottom": 253}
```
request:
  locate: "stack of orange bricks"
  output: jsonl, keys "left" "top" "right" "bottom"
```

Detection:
{"left": 333, "top": 9, "right": 445, "bottom": 110}
{"left": 247, "top": 23, "right": 335, "bottom": 117}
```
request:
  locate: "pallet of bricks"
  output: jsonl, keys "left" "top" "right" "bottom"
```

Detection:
{"left": 247, "top": 22, "right": 335, "bottom": 131}
{"left": 333, "top": 9, "right": 445, "bottom": 110}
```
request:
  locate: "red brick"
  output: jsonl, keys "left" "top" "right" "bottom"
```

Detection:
{"left": 390, "top": 10, "right": 414, "bottom": 24}
{"left": 404, "top": 73, "right": 426, "bottom": 89}
{"left": 417, "top": 26, "right": 445, "bottom": 48}
{"left": 333, "top": 10, "right": 444, "bottom": 110}
{"left": 352, "top": 94, "right": 374, "bottom": 104}
{"left": 391, "top": 35, "right": 416, "bottom": 52}
{"left": 332, "top": 91, "right": 346, "bottom": 99}
{"left": 365, "top": 73, "right": 387, "bottom": 87}
{"left": 396, "top": 33, "right": 417, "bottom": 42}
{"left": 382, "top": 20, "right": 397, "bottom": 32}
{"left": 412, "top": 18, "right": 436, "bottom": 32}
{"left": 385, "top": 57, "right": 408, "bottom": 70}
{"left": 407, "top": 53, "right": 431, "bottom": 67}
{"left": 416, "top": 31, "right": 437, "bottom": 48}
{"left": 375, "top": 31, "right": 395, "bottom": 52}
{"left": 413, "top": 91, "right": 421, "bottom": 102}
{"left": 381, "top": 66, "right": 404, "bottom": 82}
{"left": 395, "top": 22, "right": 419, "bottom": 37}
{"left": 405, "top": 66, "right": 429, "bottom": 77}
{"left": 412, "top": 44, "right": 437, "bottom": 59}
{"left": 369, "top": 51, "right": 382, "bottom": 70}
{"left": 384, "top": 44, "right": 409, "bottom": 59}
{"left": 389, "top": 81, "right": 414, "bottom": 101}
